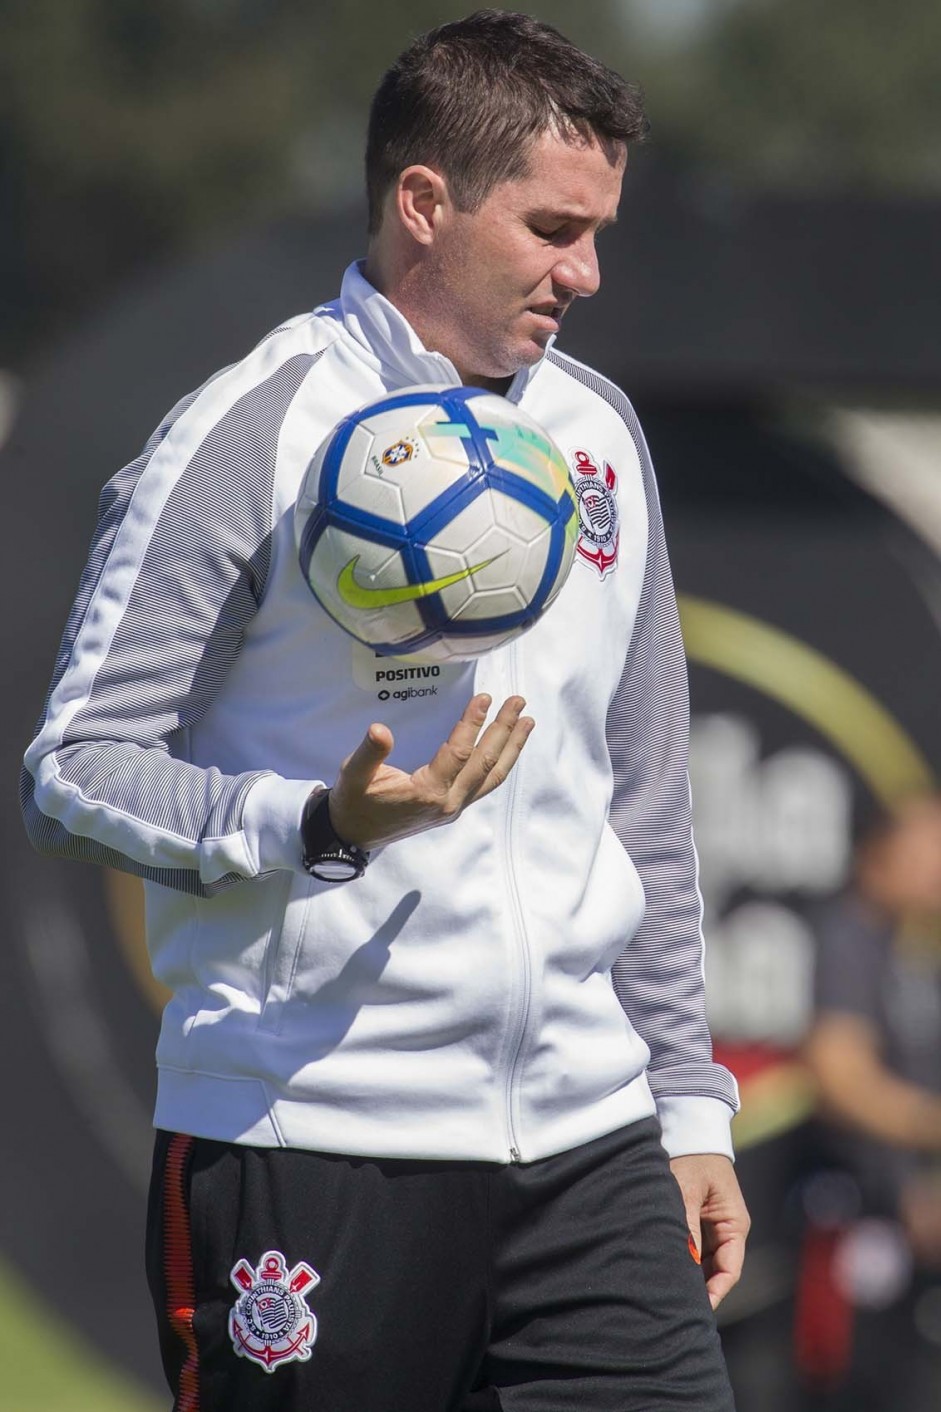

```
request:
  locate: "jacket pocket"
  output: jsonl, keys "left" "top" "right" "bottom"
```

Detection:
{"left": 258, "top": 872, "right": 316, "bottom": 1033}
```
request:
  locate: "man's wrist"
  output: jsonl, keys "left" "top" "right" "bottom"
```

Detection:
{"left": 300, "top": 788, "right": 370, "bottom": 882}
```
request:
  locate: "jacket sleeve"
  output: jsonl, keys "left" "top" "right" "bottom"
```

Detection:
{"left": 606, "top": 400, "right": 740, "bottom": 1159}
{"left": 21, "top": 350, "right": 321, "bottom": 897}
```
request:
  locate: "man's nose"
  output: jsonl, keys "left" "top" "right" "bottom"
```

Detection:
{"left": 554, "top": 237, "right": 601, "bottom": 299}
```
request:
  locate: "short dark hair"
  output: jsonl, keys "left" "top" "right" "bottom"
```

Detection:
{"left": 365, "top": 10, "right": 648, "bottom": 235}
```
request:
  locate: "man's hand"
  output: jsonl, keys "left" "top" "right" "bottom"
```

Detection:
{"left": 669, "top": 1154, "right": 750, "bottom": 1310}
{"left": 327, "top": 693, "right": 534, "bottom": 850}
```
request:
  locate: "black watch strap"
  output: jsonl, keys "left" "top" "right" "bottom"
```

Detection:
{"left": 300, "top": 790, "right": 370, "bottom": 882}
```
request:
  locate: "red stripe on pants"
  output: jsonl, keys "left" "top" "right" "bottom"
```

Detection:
{"left": 164, "top": 1133, "right": 199, "bottom": 1412}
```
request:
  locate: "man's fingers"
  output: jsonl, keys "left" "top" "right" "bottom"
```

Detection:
{"left": 447, "top": 693, "right": 494, "bottom": 759}
{"left": 701, "top": 1216, "right": 747, "bottom": 1310}
{"left": 328, "top": 723, "right": 397, "bottom": 845}
{"left": 331, "top": 693, "right": 531, "bottom": 850}
{"left": 706, "top": 1273, "right": 736, "bottom": 1311}
{"left": 703, "top": 1235, "right": 747, "bottom": 1309}
{"left": 337, "top": 722, "right": 394, "bottom": 794}
{"left": 425, "top": 693, "right": 498, "bottom": 788}
{"left": 669, "top": 1154, "right": 749, "bottom": 1313}
{"left": 465, "top": 712, "right": 535, "bottom": 801}
{"left": 442, "top": 695, "right": 530, "bottom": 798}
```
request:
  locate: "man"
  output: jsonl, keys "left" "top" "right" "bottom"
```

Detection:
{"left": 23, "top": 11, "right": 748, "bottom": 1410}
{"left": 803, "top": 796, "right": 941, "bottom": 1408}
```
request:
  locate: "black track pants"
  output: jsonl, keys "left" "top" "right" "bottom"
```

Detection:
{"left": 146, "top": 1118, "right": 735, "bottom": 1411}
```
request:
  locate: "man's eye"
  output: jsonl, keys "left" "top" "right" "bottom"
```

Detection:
{"left": 531, "top": 225, "right": 562, "bottom": 240}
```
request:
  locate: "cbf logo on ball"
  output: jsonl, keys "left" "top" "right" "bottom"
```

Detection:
{"left": 569, "top": 448, "right": 620, "bottom": 579}
{"left": 229, "top": 1250, "right": 320, "bottom": 1373}
{"left": 378, "top": 437, "right": 416, "bottom": 468}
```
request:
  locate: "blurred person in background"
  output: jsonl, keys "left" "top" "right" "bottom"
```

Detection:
{"left": 801, "top": 795, "right": 941, "bottom": 1410}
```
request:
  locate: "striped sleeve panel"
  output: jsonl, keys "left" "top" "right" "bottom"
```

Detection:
{"left": 549, "top": 352, "right": 739, "bottom": 1123}
{"left": 22, "top": 349, "right": 322, "bottom": 896}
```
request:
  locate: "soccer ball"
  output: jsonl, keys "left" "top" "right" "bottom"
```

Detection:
{"left": 295, "top": 385, "right": 577, "bottom": 662}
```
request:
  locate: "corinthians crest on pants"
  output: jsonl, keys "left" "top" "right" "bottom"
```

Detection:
{"left": 229, "top": 1250, "right": 320, "bottom": 1373}
{"left": 570, "top": 448, "right": 620, "bottom": 579}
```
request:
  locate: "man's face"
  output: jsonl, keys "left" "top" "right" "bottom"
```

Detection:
{"left": 427, "top": 129, "right": 625, "bottom": 386}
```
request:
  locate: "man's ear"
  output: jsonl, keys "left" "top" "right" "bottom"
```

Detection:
{"left": 396, "top": 166, "right": 450, "bottom": 246}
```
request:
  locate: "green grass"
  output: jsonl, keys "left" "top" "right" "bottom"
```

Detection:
{"left": 0, "top": 1257, "right": 164, "bottom": 1412}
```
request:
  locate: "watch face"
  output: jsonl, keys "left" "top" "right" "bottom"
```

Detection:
{"left": 311, "top": 855, "right": 360, "bottom": 882}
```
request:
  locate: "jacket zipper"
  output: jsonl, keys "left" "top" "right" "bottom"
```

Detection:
{"left": 499, "top": 642, "right": 531, "bottom": 1164}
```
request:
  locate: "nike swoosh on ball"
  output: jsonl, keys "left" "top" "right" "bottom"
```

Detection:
{"left": 336, "top": 554, "right": 499, "bottom": 608}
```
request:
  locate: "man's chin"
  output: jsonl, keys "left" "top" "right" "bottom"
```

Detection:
{"left": 516, "top": 333, "right": 554, "bottom": 365}
{"left": 464, "top": 340, "right": 550, "bottom": 389}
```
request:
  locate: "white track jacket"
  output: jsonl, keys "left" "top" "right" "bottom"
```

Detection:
{"left": 23, "top": 263, "right": 738, "bottom": 1164}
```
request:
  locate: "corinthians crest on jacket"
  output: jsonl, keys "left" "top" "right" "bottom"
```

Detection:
{"left": 229, "top": 1250, "right": 320, "bottom": 1373}
{"left": 569, "top": 447, "right": 620, "bottom": 578}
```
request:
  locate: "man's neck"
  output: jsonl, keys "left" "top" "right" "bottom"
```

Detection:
{"left": 363, "top": 250, "right": 512, "bottom": 394}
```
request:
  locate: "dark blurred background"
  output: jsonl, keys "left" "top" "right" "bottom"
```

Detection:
{"left": 3, "top": 3, "right": 941, "bottom": 1409}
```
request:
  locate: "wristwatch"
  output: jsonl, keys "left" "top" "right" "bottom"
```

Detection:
{"left": 300, "top": 789, "right": 370, "bottom": 882}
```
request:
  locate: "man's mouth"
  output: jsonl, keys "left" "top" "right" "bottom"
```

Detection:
{"left": 529, "top": 304, "right": 567, "bottom": 330}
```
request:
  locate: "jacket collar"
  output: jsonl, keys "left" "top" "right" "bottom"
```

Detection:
{"left": 337, "top": 261, "right": 551, "bottom": 402}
